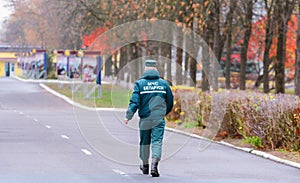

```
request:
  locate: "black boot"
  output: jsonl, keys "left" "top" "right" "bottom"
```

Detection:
{"left": 151, "top": 158, "right": 160, "bottom": 177}
{"left": 140, "top": 164, "right": 149, "bottom": 175}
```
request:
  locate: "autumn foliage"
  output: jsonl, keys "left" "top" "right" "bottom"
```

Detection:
{"left": 248, "top": 15, "right": 298, "bottom": 78}
{"left": 81, "top": 27, "right": 107, "bottom": 49}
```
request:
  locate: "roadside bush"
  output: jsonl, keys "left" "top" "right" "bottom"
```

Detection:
{"left": 47, "top": 70, "right": 58, "bottom": 79}
{"left": 166, "top": 87, "right": 212, "bottom": 129}
{"left": 167, "top": 89, "right": 300, "bottom": 151}
{"left": 222, "top": 91, "right": 300, "bottom": 150}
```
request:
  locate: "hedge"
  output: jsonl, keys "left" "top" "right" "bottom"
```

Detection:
{"left": 166, "top": 89, "right": 300, "bottom": 151}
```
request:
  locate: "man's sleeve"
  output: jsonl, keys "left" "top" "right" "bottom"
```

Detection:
{"left": 125, "top": 82, "right": 140, "bottom": 120}
{"left": 165, "top": 85, "right": 174, "bottom": 115}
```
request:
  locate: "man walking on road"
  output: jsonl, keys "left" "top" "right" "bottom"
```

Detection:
{"left": 124, "top": 60, "right": 174, "bottom": 177}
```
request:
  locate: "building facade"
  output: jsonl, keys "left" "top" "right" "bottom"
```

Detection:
{"left": 0, "top": 52, "right": 22, "bottom": 77}
{"left": 0, "top": 44, "right": 37, "bottom": 77}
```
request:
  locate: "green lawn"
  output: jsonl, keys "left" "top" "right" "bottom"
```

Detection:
{"left": 45, "top": 83, "right": 130, "bottom": 108}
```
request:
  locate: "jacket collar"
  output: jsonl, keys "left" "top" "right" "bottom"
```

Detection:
{"left": 141, "top": 70, "right": 160, "bottom": 80}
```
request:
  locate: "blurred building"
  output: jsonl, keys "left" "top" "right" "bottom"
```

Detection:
{"left": 0, "top": 43, "right": 40, "bottom": 77}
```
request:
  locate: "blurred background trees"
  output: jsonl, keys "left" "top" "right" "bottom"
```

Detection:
{"left": 1, "top": 0, "right": 300, "bottom": 94}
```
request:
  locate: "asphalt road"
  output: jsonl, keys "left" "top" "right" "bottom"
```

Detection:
{"left": 0, "top": 77, "right": 299, "bottom": 183}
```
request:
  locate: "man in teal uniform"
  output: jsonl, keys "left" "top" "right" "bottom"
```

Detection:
{"left": 124, "top": 60, "right": 174, "bottom": 177}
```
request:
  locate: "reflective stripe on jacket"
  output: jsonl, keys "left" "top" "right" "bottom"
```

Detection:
{"left": 126, "top": 69, "right": 174, "bottom": 120}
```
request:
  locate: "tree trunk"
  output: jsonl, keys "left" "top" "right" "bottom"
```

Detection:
{"left": 161, "top": 42, "right": 172, "bottom": 82}
{"left": 276, "top": 0, "right": 295, "bottom": 93}
{"left": 105, "top": 55, "right": 113, "bottom": 77}
{"left": 201, "top": 24, "right": 211, "bottom": 91}
{"left": 275, "top": 22, "right": 286, "bottom": 94}
{"left": 127, "top": 44, "right": 136, "bottom": 83}
{"left": 275, "top": 1, "right": 291, "bottom": 94}
{"left": 202, "top": 39, "right": 210, "bottom": 91}
{"left": 167, "top": 57, "right": 172, "bottom": 83}
{"left": 189, "top": 19, "right": 197, "bottom": 87}
{"left": 201, "top": 0, "right": 212, "bottom": 91}
{"left": 157, "top": 42, "right": 164, "bottom": 77}
{"left": 113, "top": 51, "right": 119, "bottom": 77}
{"left": 189, "top": 55, "right": 197, "bottom": 87}
{"left": 240, "top": 0, "right": 254, "bottom": 90}
{"left": 212, "top": 0, "right": 221, "bottom": 91}
{"left": 175, "top": 20, "right": 184, "bottom": 86}
{"left": 263, "top": 0, "right": 275, "bottom": 93}
{"left": 295, "top": 3, "right": 300, "bottom": 96}
{"left": 133, "top": 43, "right": 140, "bottom": 81}
{"left": 184, "top": 52, "right": 189, "bottom": 85}
{"left": 225, "top": 0, "right": 237, "bottom": 89}
{"left": 225, "top": 38, "right": 232, "bottom": 89}
{"left": 119, "top": 46, "right": 127, "bottom": 80}
{"left": 176, "top": 47, "right": 183, "bottom": 85}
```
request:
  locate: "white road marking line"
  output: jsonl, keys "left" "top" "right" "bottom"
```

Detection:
{"left": 81, "top": 149, "right": 92, "bottom": 156}
{"left": 112, "top": 169, "right": 128, "bottom": 177}
{"left": 45, "top": 125, "right": 52, "bottom": 129}
{"left": 61, "top": 135, "right": 70, "bottom": 140}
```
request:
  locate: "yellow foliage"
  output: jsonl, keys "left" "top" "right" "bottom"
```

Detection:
{"left": 171, "top": 85, "right": 195, "bottom": 91}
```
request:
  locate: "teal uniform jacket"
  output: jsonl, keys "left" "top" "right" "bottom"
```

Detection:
{"left": 126, "top": 69, "right": 174, "bottom": 122}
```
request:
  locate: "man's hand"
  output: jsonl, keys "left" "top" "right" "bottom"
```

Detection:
{"left": 124, "top": 118, "right": 129, "bottom": 125}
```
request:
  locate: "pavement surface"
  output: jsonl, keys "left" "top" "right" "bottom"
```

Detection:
{"left": 0, "top": 77, "right": 299, "bottom": 183}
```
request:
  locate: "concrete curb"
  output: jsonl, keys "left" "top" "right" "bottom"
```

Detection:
{"left": 40, "top": 83, "right": 126, "bottom": 112}
{"left": 166, "top": 127, "right": 300, "bottom": 169}
{"left": 35, "top": 78, "right": 300, "bottom": 170}
{"left": 13, "top": 76, "right": 110, "bottom": 84}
